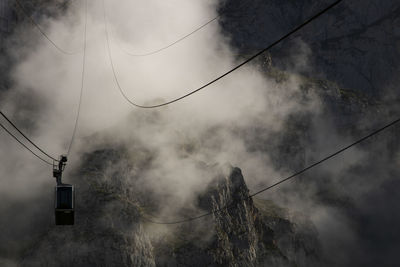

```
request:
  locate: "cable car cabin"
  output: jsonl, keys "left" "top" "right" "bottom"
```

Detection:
{"left": 55, "top": 184, "right": 75, "bottom": 225}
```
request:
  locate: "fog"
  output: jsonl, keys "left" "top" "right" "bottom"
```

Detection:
{"left": 0, "top": 0, "right": 399, "bottom": 266}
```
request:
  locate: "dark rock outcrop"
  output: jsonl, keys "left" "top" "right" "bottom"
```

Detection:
{"left": 220, "top": 0, "right": 400, "bottom": 96}
{"left": 21, "top": 149, "right": 156, "bottom": 267}
{"left": 20, "top": 148, "right": 320, "bottom": 266}
{"left": 152, "top": 166, "right": 321, "bottom": 266}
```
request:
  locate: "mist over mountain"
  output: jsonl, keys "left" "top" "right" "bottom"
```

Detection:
{"left": 0, "top": 0, "right": 399, "bottom": 266}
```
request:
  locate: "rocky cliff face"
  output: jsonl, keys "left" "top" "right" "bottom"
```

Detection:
{"left": 2, "top": 1, "right": 399, "bottom": 266}
{"left": 19, "top": 149, "right": 321, "bottom": 267}
{"left": 155, "top": 167, "right": 288, "bottom": 267}
{"left": 220, "top": 0, "right": 400, "bottom": 96}
{"left": 21, "top": 149, "right": 155, "bottom": 267}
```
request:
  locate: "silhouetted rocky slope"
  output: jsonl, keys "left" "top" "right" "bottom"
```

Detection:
{"left": 21, "top": 149, "right": 155, "bottom": 267}
{"left": 3, "top": 1, "right": 400, "bottom": 266}
{"left": 220, "top": 0, "right": 400, "bottom": 96}
{"left": 20, "top": 149, "right": 321, "bottom": 267}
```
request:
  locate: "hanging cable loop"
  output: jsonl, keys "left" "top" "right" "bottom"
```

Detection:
{"left": 103, "top": 0, "right": 344, "bottom": 109}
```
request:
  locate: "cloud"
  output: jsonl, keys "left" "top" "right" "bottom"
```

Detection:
{"left": 3, "top": 0, "right": 398, "bottom": 266}
{"left": 0, "top": 0, "right": 322, "bottom": 260}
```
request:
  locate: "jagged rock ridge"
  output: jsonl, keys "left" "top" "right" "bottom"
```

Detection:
{"left": 20, "top": 149, "right": 321, "bottom": 267}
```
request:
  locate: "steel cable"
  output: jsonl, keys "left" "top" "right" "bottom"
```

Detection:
{"left": 141, "top": 116, "right": 400, "bottom": 224}
{"left": 103, "top": 0, "right": 343, "bottom": 109}
{"left": 14, "top": 0, "right": 83, "bottom": 55}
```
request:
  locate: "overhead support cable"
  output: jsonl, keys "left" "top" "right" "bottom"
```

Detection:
{"left": 104, "top": 0, "right": 252, "bottom": 57}
{"left": 104, "top": 4, "right": 219, "bottom": 57}
{"left": 105, "top": 0, "right": 253, "bottom": 57}
{"left": 66, "top": 0, "right": 88, "bottom": 157}
{"left": 0, "top": 0, "right": 88, "bottom": 166}
{"left": 14, "top": 0, "right": 83, "bottom": 55}
{"left": 142, "top": 116, "right": 400, "bottom": 224}
{"left": 0, "top": 121, "right": 53, "bottom": 165}
{"left": 0, "top": 111, "right": 58, "bottom": 162}
{"left": 103, "top": 0, "right": 343, "bottom": 109}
